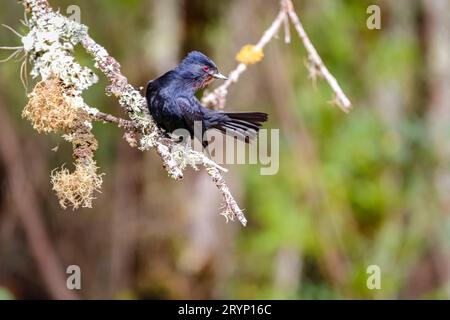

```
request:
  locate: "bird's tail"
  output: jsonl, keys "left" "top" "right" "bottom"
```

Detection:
{"left": 213, "top": 112, "right": 268, "bottom": 143}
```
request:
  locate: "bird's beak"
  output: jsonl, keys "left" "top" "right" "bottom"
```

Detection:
{"left": 212, "top": 71, "right": 228, "bottom": 80}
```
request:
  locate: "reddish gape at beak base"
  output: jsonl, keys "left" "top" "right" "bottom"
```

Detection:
{"left": 201, "top": 71, "right": 227, "bottom": 89}
{"left": 200, "top": 75, "right": 214, "bottom": 89}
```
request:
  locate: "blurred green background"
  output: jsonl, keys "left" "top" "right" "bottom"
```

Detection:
{"left": 1, "top": 0, "right": 450, "bottom": 299}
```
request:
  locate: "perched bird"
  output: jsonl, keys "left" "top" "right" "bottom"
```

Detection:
{"left": 146, "top": 51, "right": 268, "bottom": 147}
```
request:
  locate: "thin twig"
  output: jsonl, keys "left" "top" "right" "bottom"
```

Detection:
{"left": 283, "top": 12, "right": 291, "bottom": 44}
{"left": 202, "top": 0, "right": 351, "bottom": 113}
{"left": 88, "top": 108, "right": 134, "bottom": 129}
{"left": 0, "top": 49, "right": 20, "bottom": 63}
{"left": 0, "top": 46, "right": 23, "bottom": 50}
{"left": 283, "top": 0, "right": 351, "bottom": 112}
{"left": 2, "top": 23, "right": 25, "bottom": 37}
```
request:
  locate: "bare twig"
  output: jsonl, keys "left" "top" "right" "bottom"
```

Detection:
{"left": 283, "top": 12, "right": 291, "bottom": 44}
{"left": 202, "top": 0, "right": 351, "bottom": 112}
{"left": 0, "top": 49, "right": 21, "bottom": 63}
{"left": 0, "top": 46, "right": 23, "bottom": 50}
{"left": 202, "top": 11, "right": 286, "bottom": 109}
{"left": 17, "top": 0, "right": 246, "bottom": 225}
{"left": 283, "top": 0, "right": 351, "bottom": 112}
{"left": 2, "top": 23, "right": 25, "bottom": 37}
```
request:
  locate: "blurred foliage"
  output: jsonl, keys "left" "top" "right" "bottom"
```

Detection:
{"left": 0, "top": 287, "right": 13, "bottom": 300}
{"left": 0, "top": 0, "right": 448, "bottom": 300}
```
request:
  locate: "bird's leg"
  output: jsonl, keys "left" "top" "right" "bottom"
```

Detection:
{"left": 174, "top": 136, "right": 184, "bottom": 143}
{"left": 167, "top": 132, "right": 186, "bottom": 144}
{"left": 161, "top": 130, "right": 171, "bottom": 139}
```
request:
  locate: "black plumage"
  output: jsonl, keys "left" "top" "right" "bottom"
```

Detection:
{"left": 146, "top": 51, "right": 268, "bottom": 147}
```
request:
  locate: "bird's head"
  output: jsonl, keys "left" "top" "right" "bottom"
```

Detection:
{"left": 175, "top": 51, "right": 228, "bottom": 90}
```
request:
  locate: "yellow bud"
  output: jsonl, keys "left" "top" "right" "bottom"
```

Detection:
{"left": 235, "top": 45, "right": 264, "bottom": 65}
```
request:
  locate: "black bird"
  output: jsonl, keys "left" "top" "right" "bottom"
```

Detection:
{"left": 146, "top": 51, "right": 268, "bottom": 147}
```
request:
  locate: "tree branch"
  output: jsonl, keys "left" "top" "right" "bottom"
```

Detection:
{"left": 17, "top": 0, "right": 246, "bottom": 225}
{"left": 284, "top": 0, "right": 351, "bottom": 112}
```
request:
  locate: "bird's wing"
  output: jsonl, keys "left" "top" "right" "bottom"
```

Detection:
{"left": 176, "top": 97, "right": 204, "bottom": 131}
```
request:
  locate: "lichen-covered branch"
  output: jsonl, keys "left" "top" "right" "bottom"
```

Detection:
{"left": 14, "top": 0, "right": 246, "bottom": 225}
{"left": 79, "top": 32, "right": 188, "bottom": 180}
{"left": 206, "top": 167, "right": 247, "bottom": 226}
{"left": 202, "top": 0, "right": 351, "bottom": 112}
{"left": 88, "top": 109, "right": 134, "bottom": 130}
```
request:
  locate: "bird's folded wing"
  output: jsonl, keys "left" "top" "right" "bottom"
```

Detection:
{"left": 176, "top": 97, "right": 204, "bottom": 130}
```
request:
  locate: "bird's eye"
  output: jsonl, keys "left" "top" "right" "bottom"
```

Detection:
{"left": 202, "top": 66, "right": 209, "bottom": 72}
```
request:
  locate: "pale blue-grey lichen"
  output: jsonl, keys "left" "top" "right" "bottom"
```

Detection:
{"left": 22, "top": 6, "right": 97, "bottom": 94}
